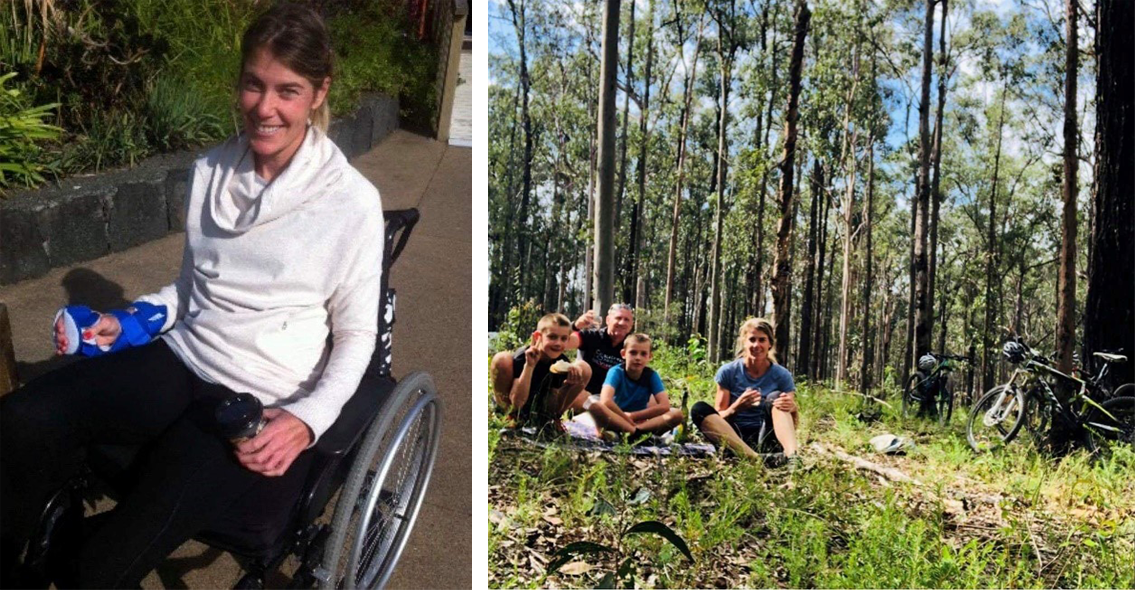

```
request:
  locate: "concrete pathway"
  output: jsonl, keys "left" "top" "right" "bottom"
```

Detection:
{"left": 0, "top": 130, "right": 471, "bottom": 589}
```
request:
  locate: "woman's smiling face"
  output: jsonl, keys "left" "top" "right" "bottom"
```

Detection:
{"left": 742, "top": 328, "right": 771, "bottom": 364}
{"left": 238, "top": 48, "right": 328, "bottom": 181}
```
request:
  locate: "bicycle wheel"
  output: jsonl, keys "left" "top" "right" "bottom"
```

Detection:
{"left": 967, "top": 385, "right": 1026, "bottom": 453}
{"left": 902, "top": 374, "right": 923, "bottom": 419}
{"left": 936, "top": 385, "right": 954, "bottom": 427}
{"left": 1085, "top": 396, "right": 1135, "bottom": 449}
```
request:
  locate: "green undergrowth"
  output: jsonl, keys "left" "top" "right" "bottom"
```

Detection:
{"left": 1, "top": 0, "right": 436, "bottom": 192}
{"left": 487, "top": 343, "right": 1135, "bottom": 588}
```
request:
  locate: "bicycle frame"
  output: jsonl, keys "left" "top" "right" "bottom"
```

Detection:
{"left": 1025, "top": 359, "right": 1125, "bottom": 435}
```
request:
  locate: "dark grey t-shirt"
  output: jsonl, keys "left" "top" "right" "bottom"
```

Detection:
{"left": 577, "top": 328, "right": 624, "bottom": 394}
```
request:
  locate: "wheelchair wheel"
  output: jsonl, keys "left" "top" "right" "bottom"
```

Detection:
{"left": 319, "top": 372, "right": 442, "bottom": 589}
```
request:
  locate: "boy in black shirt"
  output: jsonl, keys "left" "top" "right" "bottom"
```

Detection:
{"left": 569, "top": 303, "right": 634, "bottom": 394}
{"left": 491, "top": 313, "right": 592, "bottom": 425}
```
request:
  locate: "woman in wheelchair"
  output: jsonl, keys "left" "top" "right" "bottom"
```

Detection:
{"left": 0, "top": 5, "right": 389, "bottom": 587}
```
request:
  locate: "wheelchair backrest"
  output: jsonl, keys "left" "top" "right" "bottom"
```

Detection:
{"left": 372, "top": 209, "right": 420, "bottom": 377}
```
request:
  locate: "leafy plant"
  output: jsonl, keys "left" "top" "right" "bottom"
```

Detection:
{"left": 492, "top": 300, "right": 545, "bottom": 353}
{"left": 61, "top": 108, "right": 150, "bottom": 174}
{"left": 546, "top": 520, "right": 694, "bottom": 588}
{"left": 144, "top": 74, "right": 225, "bottom": 151}
{"left": 0, "top": 72, "right": 60, "bottom": 191}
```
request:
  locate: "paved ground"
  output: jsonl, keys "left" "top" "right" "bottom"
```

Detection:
{"left": 0, "top": 130, "right": 471, "bottom": 588}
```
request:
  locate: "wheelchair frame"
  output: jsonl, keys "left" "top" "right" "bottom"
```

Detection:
{"left": 32, "top": 209, "right": 442, "bottom": 590}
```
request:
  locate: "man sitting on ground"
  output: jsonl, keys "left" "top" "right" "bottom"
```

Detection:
{"left": 592, "top": 333, "right": 683, "bottom": 438}
{"left": 570, "top": 303, "right": 634, "bottom": 395}
{"left": 490, "top": 313, "right": 591, "bottom": 428}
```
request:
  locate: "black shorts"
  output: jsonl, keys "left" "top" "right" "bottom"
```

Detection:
{"left": 690, "top": 392, "right": 785, "bottom": 454}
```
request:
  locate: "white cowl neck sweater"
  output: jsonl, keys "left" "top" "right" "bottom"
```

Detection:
{"left": 138, "top": 126, "right": 383, "bottom": 443}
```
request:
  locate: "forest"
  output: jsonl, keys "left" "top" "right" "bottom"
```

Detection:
{"left": 487, "top": 0, "right": 1133, "bottom": 397}
{"left": 487, "top": 1, "right": 1132, "bottom": 586}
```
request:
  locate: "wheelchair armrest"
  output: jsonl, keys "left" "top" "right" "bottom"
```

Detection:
{"left": 383, "top": 209, "right": 420, "bottom": 269}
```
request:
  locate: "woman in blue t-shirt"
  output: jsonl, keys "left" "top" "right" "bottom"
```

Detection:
{"left": 691, "top": 318, "right": 799, "bottom": 461}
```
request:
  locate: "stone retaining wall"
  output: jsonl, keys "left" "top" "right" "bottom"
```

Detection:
{"left": 0, "top": 93, "right": 398, "bottom": 285}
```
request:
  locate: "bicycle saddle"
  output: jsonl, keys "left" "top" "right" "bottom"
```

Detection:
{"left": 1093, "top": 352, "right": 1127, "bottom": 363}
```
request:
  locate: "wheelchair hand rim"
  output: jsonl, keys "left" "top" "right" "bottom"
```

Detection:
{"left": 345, "top": 392, "right": 441, "bottom": 589}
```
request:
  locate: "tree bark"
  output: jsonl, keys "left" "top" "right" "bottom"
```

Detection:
{"left": 1055, "top": 0, "right": 1078, "bottom": 374}
{"left": 770, "top": 0, "right": 811, "bottom": 367}
{"left": 615, "top": 0, "right": 635, "bottom": 227}
{"left": 626, "top": 0, "right": 655, "bottom": 304}
{"left": 707, "top": 0, "right": 737, "bottom": 362}
{"left": 912, "top": 0, "right": 936, "bottom": 370}
{"left": 836, "top": 38, "right": 862, "bottom": 389}
{"left": 798, "top": 160, "right": 823, "bottom": 379}
{"left": 928, "top": 0, "right": 949, "bottom": 332}
{"left": 812, "top": 166, "right": 831, "bottom": 379}
{"left": 1083, "top": 0, "right": 1134, "bottom": 385}
{"left": 594, "top": 0, "right": 622, "bottom": 315}
{"left": 859, "top": 132, "right": 876, "bottom": 394}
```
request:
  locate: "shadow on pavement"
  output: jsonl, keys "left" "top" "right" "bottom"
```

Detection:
{"left": 15, "top": 268, "right": 129, "bottom": 384}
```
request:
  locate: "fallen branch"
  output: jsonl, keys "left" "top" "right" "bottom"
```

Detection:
{"left": 1026, "top": 523, "right": 1045, "bottom": 575}
{"left": 810, "top": 443, "right": 921, "bottom": 485}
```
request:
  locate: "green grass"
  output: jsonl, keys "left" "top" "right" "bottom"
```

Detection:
{"left": 488, "top": 344, "right": 1135, "bottom": 588}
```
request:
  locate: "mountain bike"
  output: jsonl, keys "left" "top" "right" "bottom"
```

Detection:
{"left": 966, "top": 339, "right": 1133, "bottom": 454}
{"left": 902, "top": 353, "right": 969, "bottom": 426}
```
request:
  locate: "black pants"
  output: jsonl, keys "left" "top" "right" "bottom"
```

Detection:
{"left": 0, "top": 340, "right": 313, "bottom": 588}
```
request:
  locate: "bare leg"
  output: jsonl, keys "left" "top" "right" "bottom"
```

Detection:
{"left": 550, "top": 361, "right": 592, "bottom": 417}
{"left": 588, "top": 401, "right": 636, "bottom": 433}
{"left": 697, "top": 414, "right": 761, "bottom": 459}
{"left": 771, "top": 408, "right": 798, "bottom": 456}
{"left": 634, "top": 408, "right": 684, "bottom": 434}
{"left": 490, "top": 352, "right": 515, "bottom": 411}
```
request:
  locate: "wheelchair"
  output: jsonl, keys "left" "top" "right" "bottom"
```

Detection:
{"left": 28, "top": 209, "right": 442, "bottom": 589}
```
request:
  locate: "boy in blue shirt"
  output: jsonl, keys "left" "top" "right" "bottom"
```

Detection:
{"left": 593, "top": 334, "right": 683, "bottom": 436}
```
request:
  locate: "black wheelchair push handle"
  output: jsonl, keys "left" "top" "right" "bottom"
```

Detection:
{"left": 384, "top": 209, "right": 421, "bottom": 268}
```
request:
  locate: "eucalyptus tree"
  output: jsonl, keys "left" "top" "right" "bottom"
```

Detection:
{"left": 1084, "top": 0, "right": 1134, "bottom": 385}
{"left": 594, "top": 0, "right": 622, "bottom": 315}
{"left": 769, "top": 0, "right": 811, "bottom": 364}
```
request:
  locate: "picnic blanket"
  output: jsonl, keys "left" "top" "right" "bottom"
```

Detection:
{"left": 502, "top": 415, "right": 719, "bottom": 457}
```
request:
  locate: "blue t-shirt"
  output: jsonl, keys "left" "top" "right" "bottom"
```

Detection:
{"left": 714, "top": 359, "right": 796, "bottom": 431}
{"left": 603, "top": 365, "right": 665, "bottom": 412}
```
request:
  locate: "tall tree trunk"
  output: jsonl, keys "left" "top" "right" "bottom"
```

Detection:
{"left": 812, "top": 167, "right": 831, "bottom": 379}
{"left": 859, "top": 131, "right": 876, "bottom": 394}
{"left": 927, "top": 0, "right": 949, "bottom": 330}
{"left": 912, "top": 0, "right": 936, "bottom": 375}
{"left": 1083, "top": 0, "right": 1134, "bottom": 385}
{"left": 594, "top": 0, "right": 622, "bottom": 315}
{"left": 836, "top": 37, "right": 862, "bottom": 388}
{"left": 615, "top": 0, "right": 635, "bottom": 227}
{"left": 506, "top": 0, "right": 535, "bottom": 307}
{"left": 798, "top": 160, "right": 823, "bottom": 379}
{"left": 664, "top": 19, "right": 704, "bottom": 323}
{"left": 903, "top": 182, "right": 916, "bottom": 381}
{"left": 982, "top": 87, "right": 1007, "bottom": 393}
{"left": 755, "top": 0, "right": 782, "bottom": 317}
{"left": 771, "top": 0, "right": 811, "bottom": 366}
{"left": 626, "top": 0, "right": 655, "bottom": 304}
{"left": 1055, "top": 0, "right": 1078, "bottom": 374}
{"left": 707, "top": 2, "right": 736, "bottom": 362}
